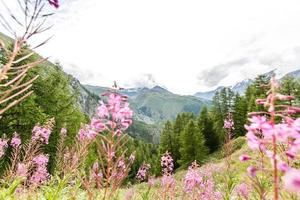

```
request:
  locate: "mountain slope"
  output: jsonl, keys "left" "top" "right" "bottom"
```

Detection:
{"left": 85, "top": 85, "right": 211, "bottom": 124}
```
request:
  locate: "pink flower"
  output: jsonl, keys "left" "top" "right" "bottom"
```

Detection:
{"left": 33, "top": 154, "right": 49, "bottom": 166}
{"left": 223, "top": 114, "right": 234, "bottom": 130}
{"left": 121, "top": 118, "right": 132, "bottom": 130}
{"left": 10, "top": 133, "right": 21, "bottom": 148}
{"left": 136, "top": 163, "right": 151, "bottom": 181}
{"left": 30, "top": 165, "right": 50, "bottom": 185}
{"left": 108, "top": 93, "right": 122, "bottom": 108}
{"left": 32, "top": 125, "right": 51, "bottom": 144}
{"left": 247, "top": 166, "right": 257, "bottom": 177}
{"left": 30, "top": 154, "right": 50, "bottom": 185}
{"left": 276, "top": 94, "right": 294, "bottom": 101}
{"left": 48, "top": 0, "right": 59, "bottom": 8}
{"left": 283, "top": 169, "right": 300, "bottom": 193}
{"left": 278, "top": 161, "right": 290, "bottom": 173}
{"left": 91, "top": 162, "right": 103, "bottom": 180}
{"left": 239, "top": 154, "right": 251, "bottom": 162}
{"left": 161, "top": 174, "right": 175, "bottom": 192}
{"left": 235, "top": 183, "right": 250, "bottom": 199}
{"left": 97, "top": 102, "right": 109, "bottom": 118}
{"left": 161, "top": 152, "right": 174, "bottom": 175}
{"left": 0, "top": 137, "right": 8, "bottom": 158}
{"left": 184, "top": 164, "right": 202, "bottom": 193}
{"left": 91, "top": 118, "right": 106, "bottom": 132}
{"left": 16, "top": 163, "right": 27, "bottom": 178}
{"left": 77, "top": 127, "right": 97, "bottom": 141}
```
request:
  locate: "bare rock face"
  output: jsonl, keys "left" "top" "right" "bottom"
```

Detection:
{"left": 69, "top": 76, "right": 99, "bottom": 118}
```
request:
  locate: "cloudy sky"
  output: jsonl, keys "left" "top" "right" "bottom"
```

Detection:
{"left": 1, "top": 0, "right": 300, "bottom": 95}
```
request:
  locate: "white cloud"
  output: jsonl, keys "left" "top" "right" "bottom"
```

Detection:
{"left": 1, "top": 0, "right": 300, "bottom": 94}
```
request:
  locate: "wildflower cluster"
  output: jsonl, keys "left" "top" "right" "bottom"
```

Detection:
{"left": 241, "top": 76, "right": 300, "bottom": 198}
{"left": 0, "top": 137, "right": 8, "bottom": 158}
{"left": 184, "top": 163, "right": 222, "bottom": 200}
{"left": 30, "top": 154, "right": 50, "bottom": 185}
{"left": 161, "top": 151, "right": 174, "bottom": 175}
{"left": 234, "top": 183, "right": 250, "bottom": 200}
{"left": 160, "top": 152, "right": 175, "bottom": 199}
{"left": 32, "top": 125, "right": 51, "bottom": 144}
{"left": 136, "top": 163, "right": 151, "bottom": 182}
{"left": 74, "top": 88, "right": 134, "bottom": 200}
{"left": 223, "top": 113, "right": 234, "bottom": 130}
{"left": 183, "top": 161, "right": 202, "bottom": 193}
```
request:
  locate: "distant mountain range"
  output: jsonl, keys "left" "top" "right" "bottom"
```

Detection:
{"left": 84, "top": 85, "right": 211, "bottom": 124}
{"left": 194, "top": 69, "right": 300, "bottom": 100}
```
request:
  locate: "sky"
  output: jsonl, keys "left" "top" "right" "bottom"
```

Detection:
{"left": 1, "top": 0, "right": 300, "bottom": 95}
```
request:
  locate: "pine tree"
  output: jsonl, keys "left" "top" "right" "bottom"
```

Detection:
{"left": 198, "top": 107, "right": 219, "bottom": 153}
{"left": 179, "top": 120, "right": 208, "bottom": 166}
{"left": 211, "top": 88, "right": 235, "bottom": 141}
{"left": 280, "top": 76, "right": 299, "bottom": 106}
{"left": 159, "top": 121, "right": 175, "bottom": 155}
{"left": 232, "top": 94, "right": 248, "bottom": 137}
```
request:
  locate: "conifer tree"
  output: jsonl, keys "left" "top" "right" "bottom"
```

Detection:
{"left": 159, "top": 121, "right": 175, "bottom": 155}
{"left": 179, "top": 120, "right": 208, "bottom": 166}
{"left": 198, "top": 107, "right": 219, "bottom": 153}
{"left": 232, "top": 94, "right": 248, "bottom": 137}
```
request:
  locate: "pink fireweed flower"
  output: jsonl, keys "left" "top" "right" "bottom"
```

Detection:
{"left": 0, "top": 137, "right": 8, "bottom": 158}
{"left": 276, "top": 94, "right": 294, "bottom": 101}
{"left": 136, "top": 163, "right": 151, "bottom": 181}
{"left": 30, "top": 165, "right": 50, "bottom": 185}
{"left": 32, "top": 125, "right": 51, "bottom": 144}
{"left": 247, "top": 166, "right": 257, "bottom": 177}
{"left": 239, "top": 154, "right": 251, "bottom": 162}
{"left": 108, "top": 150, "right": 115, "bottom": 160}
{"left": 235, "top": 183, "right": 250, "bottom": 199}
{"left": 33, "top": 154, "right": 49, "bottom": 166}
{"left": 161, "top": 174, "right": 175, "bottom": 191}
{"left": 90, "top": 118, "right": 106, "bottom": 132}
{"left": 224, "top": 119, "right": 234, "bottom": 129}
{"left": 161, "top": 152, "right": 174, "bottom": 175}
{"left": 120, "top": 118, "right": 132, "bottom": 130}
{"left": 10, "top": 133, "right": 21, "bottom": 148}
{"left": 91, "top": 162, "right": 103, "bottom": 180}
{"left": 16, "top": 163, "right": 27, "bottom": 178}
{"left": 256, "top": 98, "right": 266, "bottom": 105}
{"left": 278, "top": 161, "right": 290, "bottom": 173}
{"left": 77, "top": 127, "right": 97, "bottom": 141}
{"left": 30, "top": 154, "right": 50, "bottom": 185}
{"left": 108, "top": 93, "right": 122, "bottom": 108}
{"left": 48, "top": 0, "right": 59, "bottom": 8}
{"left": 96, "top": 92, "right": 133, "bottom": 134}
{"left": 283, "top": 169, "right": 300, "bottom": 193}
{"left": 183, "top": 162, "right": 202, "bottom": 193}
{"left": 97, "top": 102, "right": 109, "bottom": 118}
{"left": 116, "top": 105, "right": 133, "bottom": 120}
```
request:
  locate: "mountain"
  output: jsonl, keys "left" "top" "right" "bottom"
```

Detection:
{"left": 194, "top": 78, "right": 255, "bottom": 100}
{"left": 283, "top": 69, "right": 300, "bottom": 79}
{"left": 84, "top": 85, "right": 211, "bottom": 124}
{"left": 194, "top": 69, "right": 299, "bottom": 100}
{"left": 194, "top": 86, "right": 225, "bottom": 100}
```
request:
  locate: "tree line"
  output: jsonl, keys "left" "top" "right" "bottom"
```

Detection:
{"left": 159, "top": 73, "right": 300, "bottom": 170}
